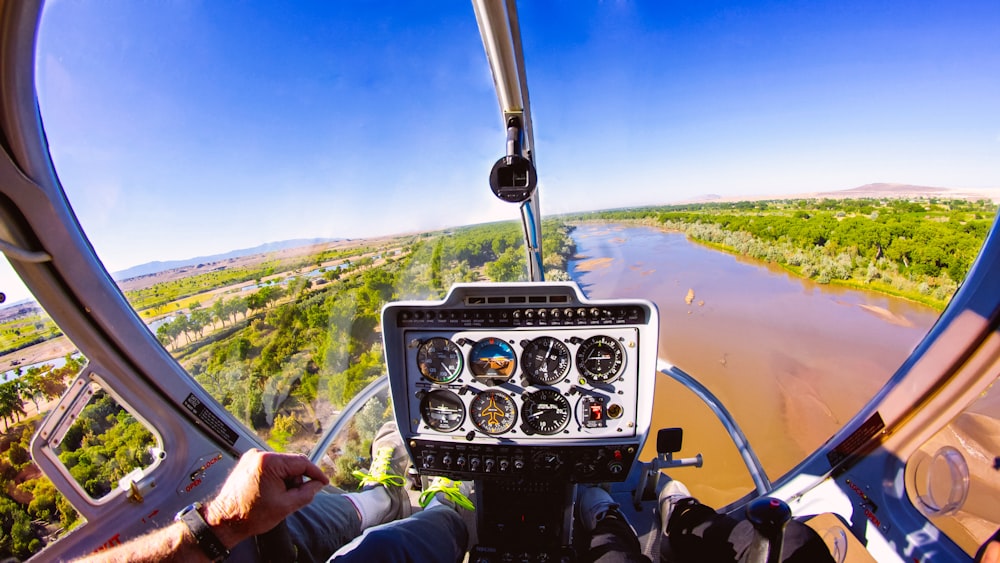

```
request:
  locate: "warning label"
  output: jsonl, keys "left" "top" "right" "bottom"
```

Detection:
{"left": 827, "top": 412, "right": 884, "bottom": 467}
{"left": 183, "top": 394, "right": 239, "bottom": 446}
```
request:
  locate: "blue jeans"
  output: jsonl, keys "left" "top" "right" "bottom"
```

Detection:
{"left": 283, "top": 491, "right": 468, "bottom": 563}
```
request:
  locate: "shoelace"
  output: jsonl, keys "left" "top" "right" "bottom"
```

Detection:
{"left": 353, "top": 446, "right": 405, "bottom": 488}
{"left": 418, "top": 477, "right": 475, "bottom": 511}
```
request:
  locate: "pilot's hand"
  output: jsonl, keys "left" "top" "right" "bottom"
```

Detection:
{"left": 203, "top": 449, "right": 330, "bottom": 548}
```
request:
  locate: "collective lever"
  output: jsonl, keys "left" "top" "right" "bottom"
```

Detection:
{"left": 745, "top": 496, "right": 792, "bottom": 563}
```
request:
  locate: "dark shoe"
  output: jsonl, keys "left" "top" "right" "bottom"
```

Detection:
{"left": 657, "top": 478, "right": 691, "bottom": 532}
{"left": 577, "top": 485, "right": 619, "bottom": 532}
{"left": 577, "top": 484, "right": 643, "bottom": 541}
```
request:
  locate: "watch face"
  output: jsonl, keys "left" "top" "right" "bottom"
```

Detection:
{"left": 175, "top": 502, "right": 203, "bottom": 520}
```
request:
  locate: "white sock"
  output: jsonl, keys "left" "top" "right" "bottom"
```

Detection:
{"left": 345, "top": 487, "right": 392, "bottom": 529}
{"left": 423, "top": 494, "right": 444, "bottom": 511}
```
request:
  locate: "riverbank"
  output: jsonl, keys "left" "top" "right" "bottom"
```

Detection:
{"left": 1, "top": 337, "right": 76, "bottom": 379}
{"left": 571, "top": 215, "right": 957, "bottom": 311}
{"left": 568, "top": 222, "right": 941, "bottom": 508}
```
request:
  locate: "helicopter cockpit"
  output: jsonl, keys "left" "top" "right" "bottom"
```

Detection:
{"left": 1, "top": 1, "right": 999, "bottom": 562}
{"left": 383, "top": 281, "right": 659, "bottom": 559}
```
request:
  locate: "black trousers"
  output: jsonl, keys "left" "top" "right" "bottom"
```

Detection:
{"left": 662, "top": 498, "right": 835, "bottom": 563}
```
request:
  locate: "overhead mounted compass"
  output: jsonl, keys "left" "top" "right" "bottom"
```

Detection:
{"left": 489, "top": 116, "right": 537, "bottom": 203}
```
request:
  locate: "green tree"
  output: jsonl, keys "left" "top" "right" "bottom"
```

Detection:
{"left": 0, "top": 380, "right": 26, "bottom": 431}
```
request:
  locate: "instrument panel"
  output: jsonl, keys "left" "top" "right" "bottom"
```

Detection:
{"left": 404, "top": 327, "right": 640, "bottom": 440}
{"left": 383, "top": 282, "right": 659, "bottom": 483}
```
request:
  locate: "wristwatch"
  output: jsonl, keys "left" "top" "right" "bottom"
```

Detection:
{"left": 175, "top": 502, "right": 230, "bottom": 561}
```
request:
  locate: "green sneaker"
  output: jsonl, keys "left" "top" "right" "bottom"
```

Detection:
{"left": 419, "top": 476, "right": 475, "bottom": 511}
{"left": 352, "top": 421, "right": 411, "bottom": 519}
{"left": 353, "top": 446, "right": 406, "bottom": 488}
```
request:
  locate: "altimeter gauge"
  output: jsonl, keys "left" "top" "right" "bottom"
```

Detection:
{"left": 469, "top": 337, "right": 517, "bottom": 384}
{"left": 521, "top": 389, "right": 571, "bottom": 435}
{"left": 521, "top": 336, "right": 571, "bottom": 385}
{"left": 417, "top": 338, "right": 463, "bottom": 384}
{"left": 576, "top": 335, "right": 626, "bottom": 383}
{"left": 470, "top": 390, "right": 518, "bottom": 435}
{"left": 419, "top": 390, "right": 465, "bottom": 432}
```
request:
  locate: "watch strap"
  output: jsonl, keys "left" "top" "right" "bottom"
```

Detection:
{"left": 177, "top": 502, "right": 230, "bottom": 561}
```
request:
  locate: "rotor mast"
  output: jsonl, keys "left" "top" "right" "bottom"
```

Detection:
{"left": 473, "top": 0, "right": 544, "bottom": 282}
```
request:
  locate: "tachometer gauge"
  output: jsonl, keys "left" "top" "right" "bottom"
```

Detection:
{"left": 419, "top": 390, "right": 465, "bottom": 432}
{"left": 521, "top": 336, "right": 571, "bottom": 385}
{"left": 521, "top": 389, "right": 571, "bottom": 435}
{"left": 576, "top": 335, "right": 626, "bottom": 383}
{"left": 416, "top": 338, "right": 463, "bottom": 383}
{"left": 469, "top": 338, "right": 517, "bottom": 384}
{"left": 470, "top": 390, "right": 518, "bottom": 435}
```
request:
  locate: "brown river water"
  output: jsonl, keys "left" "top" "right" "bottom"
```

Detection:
{"left": 567, "top": 223, "right": 942, "bottom": 508}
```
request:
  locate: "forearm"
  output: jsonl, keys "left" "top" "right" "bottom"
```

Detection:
{"left": 74, "top": 450, "right": 326, "bottom": 563}
{"left": 75, "top": 521, "right": 212, "bottom": 563}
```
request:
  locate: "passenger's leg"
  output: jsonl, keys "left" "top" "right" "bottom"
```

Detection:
{"left": 329, "top": 477, "right": 475, "bottom": 562}
{"left": 284, "top": 421, "right": 414, "bottom": 562}
{"left": 578, "top": 485, "right": 652, "bottom": 563}
{"left": 284, "top": 492, "right": 364, "bottom": 563}
{"left": 658, "top": 480, "right": 735, "bottom": 562}
{"left": 328, "top": 504, "right": 469, "bottom": 562}
{"left": 658, "top": 480, "right": 834, "bottom": 563}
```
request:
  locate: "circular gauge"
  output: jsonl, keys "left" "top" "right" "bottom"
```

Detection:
{"left": 521, "top": 389, "right": 572, "bottom": 435}
{"left": 419, "top": 390, "right": 466, "bottom": 432}
{"left": 576, "top": 335, "right": 626, "bottom": 383}
{"left": 469, "top": 338, "right": 517, "bottom": 383}
{"left": 416, "top": 338, "right": 463, "bottom": 383}
{"left": 521, "top": 336, "right": 571, "bottom": 385}
{"left": 470, "top": 390, "right": 518, "bottom": 435}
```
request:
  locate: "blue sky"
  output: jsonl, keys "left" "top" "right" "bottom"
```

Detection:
{"left": 2, "top": 0, "right": 999, "bottom": 305}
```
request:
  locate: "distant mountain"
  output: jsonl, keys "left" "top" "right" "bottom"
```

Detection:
{"left": 839, "top": 182, "right": 940, "bottom": 194}
{"left": 813, "top": 183, "right": 1000, "bottom": 202}
{"left": 683, "top": 183, "right": 1000, "bottom": 205}
{"left": 112, "top": 238, "right": 340, "bottom": 281}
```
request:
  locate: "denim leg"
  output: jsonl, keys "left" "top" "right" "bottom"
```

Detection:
{"left": 585, "top": 512, "right": 652, "bottom": 563}
{"left": 328, "top": 506, "right": 468, "bottom": 563}
{"left": 284, "top": 491, "right": 364, "bottom": 563}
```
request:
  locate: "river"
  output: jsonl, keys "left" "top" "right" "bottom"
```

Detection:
{"left": 567, "top": 223, "right": 942, "bottom": 508}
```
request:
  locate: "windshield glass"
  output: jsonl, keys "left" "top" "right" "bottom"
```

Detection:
{"left": 6, "top": 1, "right": 998, "bottom": 514}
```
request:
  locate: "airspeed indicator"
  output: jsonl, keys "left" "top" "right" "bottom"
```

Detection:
{"left": 417, "top": 338, "right": 463, "bottom": 383}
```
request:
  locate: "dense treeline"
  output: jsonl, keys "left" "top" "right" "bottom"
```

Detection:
{"left": 401, "top": 220, "right": 576, "bottom": 296}
{"left": 124, "top": 247, "right": 385, "bottom": 314}
{"left": 574, "top": 198, "right": 997, "bottom": 309}
{"left": 124, "top": 264, "right": 279, "bottom": 312}
{"left": 57, "top": 390, "right": 157, "bottom": 499}
{"left": 1, "top": 355, "right": 86, "bottom": 560}
{"left": 1, "top": 358, "right": 74, "bottom": 431}
{"left": 185, "top": 220, "right": 575, "bottom": 481}
{"left": 0, "top": 220, "right": 577, "bottom": 558}
{"left": 0, "top": 314, "right": 61, "bottom": 356}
